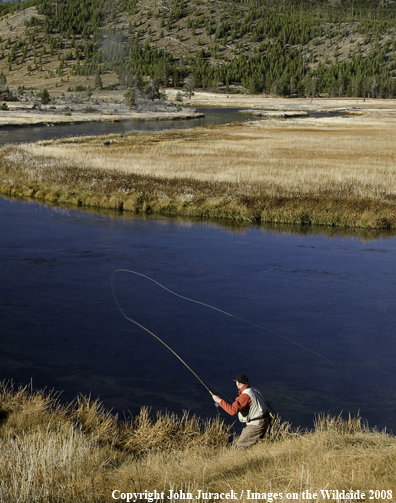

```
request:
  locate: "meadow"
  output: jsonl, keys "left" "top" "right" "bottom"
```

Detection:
{"left": 1, "top": 111, "right": 396, "bottom": 228}
{"left": 0, "top": 381, "right": 395, "bottom": 503}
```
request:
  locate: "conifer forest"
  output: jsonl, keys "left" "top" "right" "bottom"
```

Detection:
{"left": 0, "top": 0, "right": 395, "bottom": 97}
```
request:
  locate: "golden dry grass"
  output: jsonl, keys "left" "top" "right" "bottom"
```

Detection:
{"left": 1, "top": 114, "right": 396, "bottom": 228}
{"left": 23, "top": 116, "right": 396, "bottom": 197}
{"left": 0, "top": 382, "right": 395, "bottom": 503}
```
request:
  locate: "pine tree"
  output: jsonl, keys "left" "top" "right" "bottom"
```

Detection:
{"left": 94, "top": 69, "right": 103, "bottom": 89}
{"left": 0, "top": 72, "right": 7, "bottom": 90}
{"left": 40, "top": 88, "right": 50, "bottom": 104}
{"left": 124, "top": 87, "right": 136, "bottom": 109}
{"left": 184, "top": 73, "right": 195, "bottom": 98}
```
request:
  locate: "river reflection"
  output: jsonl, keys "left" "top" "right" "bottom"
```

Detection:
{"left": 0, "top": 196, "right": 395, "bottom": 431}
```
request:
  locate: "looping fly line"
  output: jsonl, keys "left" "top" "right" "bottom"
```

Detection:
{"left": 111, "top": 268, "right": 330, "bottom": 362}
{"left": 111, "top": 269, "right": 378, "bottom": 402}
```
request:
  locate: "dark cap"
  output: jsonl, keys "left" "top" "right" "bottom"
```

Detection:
{"left": 234, "top": 374, "right": 249, "bottom": 384}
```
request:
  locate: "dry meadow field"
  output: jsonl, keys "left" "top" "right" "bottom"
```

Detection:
{"left": 1, "top": 106, "right": 396, "bottom": 228}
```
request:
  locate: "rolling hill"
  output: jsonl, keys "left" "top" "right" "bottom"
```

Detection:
{"left": 0, "top": 0, "right": 395, "bottom": 97}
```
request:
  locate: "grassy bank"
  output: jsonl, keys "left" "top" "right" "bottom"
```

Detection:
{"left": 1, "top": 114, "right": 396, "bottom": 229}
{"left": 0, "top": 381, "right": 395, "bottom": 503}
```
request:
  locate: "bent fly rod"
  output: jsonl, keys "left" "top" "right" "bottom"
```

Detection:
{"left": 111, "top": 269, "right": 215, "bottom": 397}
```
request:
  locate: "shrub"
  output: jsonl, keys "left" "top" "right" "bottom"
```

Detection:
{"left": 37, "top": 88, "right": 50, "bottom": 105}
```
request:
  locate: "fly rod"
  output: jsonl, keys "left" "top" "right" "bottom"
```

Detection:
{"left": 111, "top": 270, "right": 215, "bottom": 397}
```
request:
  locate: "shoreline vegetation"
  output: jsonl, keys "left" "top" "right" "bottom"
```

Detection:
{"left": 1, "top": 95, "right": 396, "bottom": 229}
{"left": 0, "top": 381, "right": 395, "bottom": 502}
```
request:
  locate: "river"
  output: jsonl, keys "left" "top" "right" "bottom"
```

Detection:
{"left": 1, "top": 197, "right": 395, "bottom": 430}
{"left": 0, "top": 107, "right": 261, "bottom": 145}
{"left": 0, "top": 109, "right": 395, "bottom": 431}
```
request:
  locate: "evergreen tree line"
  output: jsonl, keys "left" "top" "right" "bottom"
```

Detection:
{"left": 111, "top": 40, "right": 396, "bottom": 98}
{"left": 3, "top": 0, "right": 396, "bottom": 98}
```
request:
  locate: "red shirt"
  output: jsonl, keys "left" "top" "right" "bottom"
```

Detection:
{"left": 219, "top": 384, "right": 252, "bottom": 416}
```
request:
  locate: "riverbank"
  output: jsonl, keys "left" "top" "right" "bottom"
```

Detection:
{"left": 1, "top": 109, "right": 396, "bottom": 229}
{"left": 0, "top": 93, "right": 203, "bottom": 127}
{"left": 0, "top": 382, "right": 395, "bottom": 502}
{"left": 0, "top": 109, "right": 204, "bottom": 126}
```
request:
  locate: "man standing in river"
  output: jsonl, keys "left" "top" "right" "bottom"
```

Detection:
{"left": 212, "top": 374, "right": 270, "bottom": 449}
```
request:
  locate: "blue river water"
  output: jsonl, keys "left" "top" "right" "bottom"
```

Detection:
{"left": 1, "top": 196, "right": 395, "bottom": 431}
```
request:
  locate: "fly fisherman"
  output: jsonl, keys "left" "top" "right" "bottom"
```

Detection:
{"left": 212, "top": 374, "right": 270, "bottom": 449}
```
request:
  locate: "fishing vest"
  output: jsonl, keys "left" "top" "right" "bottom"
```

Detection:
{"left": 238, "top": 387, "right": 267, "bottom": 424}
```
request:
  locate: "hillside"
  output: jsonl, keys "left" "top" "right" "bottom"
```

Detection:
{"left": 0, "top": 0, "right": 395, "bottom": 98}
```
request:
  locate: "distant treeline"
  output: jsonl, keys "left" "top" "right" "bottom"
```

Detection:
{"left": 3, "top": 0, "right": 396, "bottom": 97}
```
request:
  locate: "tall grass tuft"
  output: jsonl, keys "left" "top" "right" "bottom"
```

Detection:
{"left": 70, "top": 394, "right": 120, "bottom": 446}
{"left": 120, "top": 407, "right": 231, "bottom": 455}
{"left": 313, "top": 411, "right": 369, "bottom": 434}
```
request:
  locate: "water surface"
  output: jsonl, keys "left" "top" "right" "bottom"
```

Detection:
{"left": 0, "top": 107, "right": 258, "bottom": 145}
{"left": 1, "top": 196, "right": 395, "bottom": 431}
